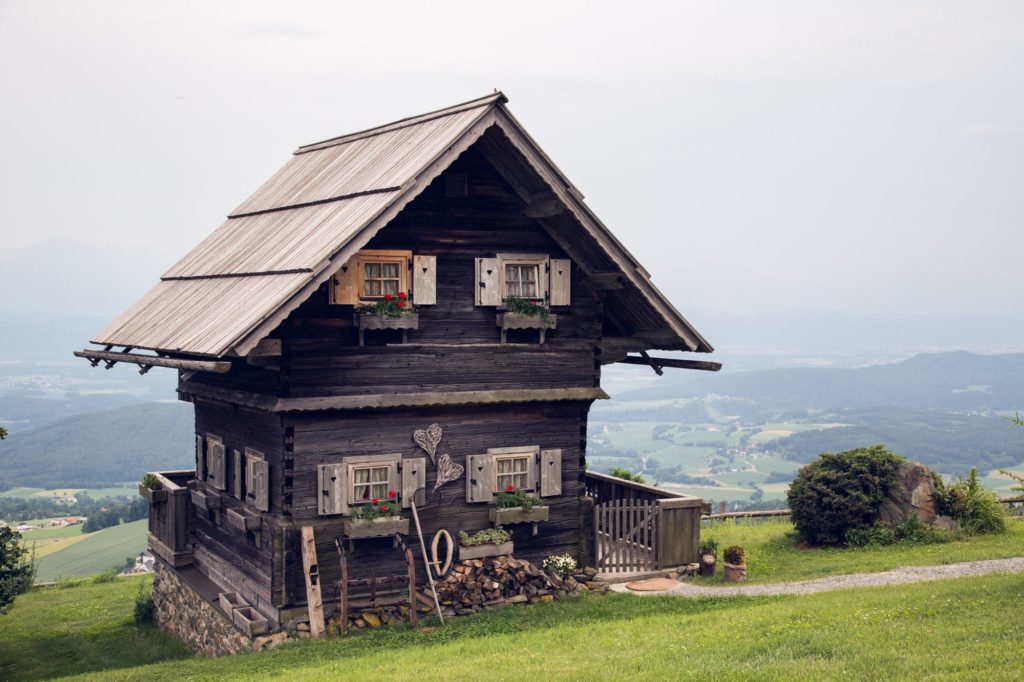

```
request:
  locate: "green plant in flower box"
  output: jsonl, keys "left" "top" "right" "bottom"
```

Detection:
{"left": 140, "top": 473, "right": 161, "bottom": 490}
{"left": 494, "top": 486, "right": 540, "bottom": 511}
{"left": 723, "top": 545, "right": 747, "bottom": 566}
{"left": 349, "top": 490, "right": 402, "bottom": 521}
{"left": 504, "top": 295, "right": 550, "bottom": 321}
{"left": 358, "top": 291, "right": 415, "bottom": 318}
{"left": 458, "top": 527, "right": 512, "bottom": 547}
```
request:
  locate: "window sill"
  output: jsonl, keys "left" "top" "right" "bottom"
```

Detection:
{"left": 489, "top": 505, "right": 550, "bottom": 525}
{"left": 341, "top": 516, "right": 409, "bottom": 538}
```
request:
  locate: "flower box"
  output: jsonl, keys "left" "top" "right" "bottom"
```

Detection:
{"left": 341, "top": 516, "right": 410, "bottom": 539}
{"left": 219, "top": 592, "right": 246, "bottom": 616}
{"left": 355, "top": 313, "right": 419, "bottom": 346}
{"left": 496, "top": 313, "right": 557, "bottom": 344}
{"left": 489, "top": 505, "right": 550, "bottom": 525}
{"left": 232, "top": 606, "right": 269, "bottom": 637}
{"left": 458, "top": 540, "right": 514, "bottom": 560}
{"left": 138, "top": 483, "right": 168, "bottom": 504}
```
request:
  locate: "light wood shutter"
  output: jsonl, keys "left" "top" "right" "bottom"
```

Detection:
{"left": 330, "top": 258, "right": 360, "bottom": 305}
{"left": 540, "top": 448, "right": 563, "bottom": 497}
{"left": 195, "top": 435, "right": 205, "bottom": 480}
{"left": 318, "top": 463, "right": 348, "bottom": 516}
{"left": 466, "top": 454, "right": 496, "bottom": 503}
{"left": 549, "top": 259, "right": 571, "bottom": 306}
{"left": 475, "top": 257, "right": 501, "bottom": 306}
{"left": 253, "top": 459, "right": 270, "bottom": 512}
{"left": 208, "top": 438, "right": 227, "bottom": 491}
{"left": 412, "top": 255, "right": 436, "bottom": 305}
{"left": 401, "top": 457, "right": 427, "bottom": 508}
{"left": 232, "top": 449, "right": 243, "bottom": 499}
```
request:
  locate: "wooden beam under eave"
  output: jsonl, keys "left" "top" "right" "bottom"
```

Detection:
{"left": 522, "top": 192, "right": 565, "bottom": 219}
{"left": 74, "top": 349, "right": 232, "bottom": 374}
{"left": 616, "top": 355, "right": 722, "bottom": 372}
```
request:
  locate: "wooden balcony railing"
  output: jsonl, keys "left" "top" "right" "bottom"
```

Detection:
{"left": 146, "top": 470, "right": 194, "bottom": 567}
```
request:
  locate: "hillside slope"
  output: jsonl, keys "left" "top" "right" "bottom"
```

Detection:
{"left": 0, "top": 402, "right": 193, "bottom": 488}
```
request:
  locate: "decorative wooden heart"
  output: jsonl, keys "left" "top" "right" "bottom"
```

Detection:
{"left": 413, "top": 423, "right": 443, "bottom": 462}
{"left": 434, "top": 453, "right": 464, "bottom": 491}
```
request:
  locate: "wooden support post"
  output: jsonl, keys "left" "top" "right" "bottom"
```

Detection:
{"left": 300, "top": 526, "right": 326, "bottom": 638}
{"left": 335, "top": 538, "right": 349, "bottom": 636}
{"left": 405, "top": 548, "right": 418, "bottom": 628}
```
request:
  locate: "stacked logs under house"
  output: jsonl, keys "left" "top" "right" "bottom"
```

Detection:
{"left": 317, "top": 556, "right": 610, "bottom": 634}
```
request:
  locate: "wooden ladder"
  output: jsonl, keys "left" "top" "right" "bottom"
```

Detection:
{"left": 300, "top": 526, "right": 326, "bottom": 638}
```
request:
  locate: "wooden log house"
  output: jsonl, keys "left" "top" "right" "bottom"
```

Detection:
{"left": 77, "top": 92, "right": 716, "bottom": 644}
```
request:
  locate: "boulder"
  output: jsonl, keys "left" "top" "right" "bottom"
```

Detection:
{"left": 877, "top": 461, "right": 938, "bottom": 525}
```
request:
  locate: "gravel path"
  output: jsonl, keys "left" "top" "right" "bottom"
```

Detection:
{"left": 611, "top": 557, "right": 1024, "bottom": 597}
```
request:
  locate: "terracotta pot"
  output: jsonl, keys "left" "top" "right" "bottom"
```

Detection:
{"left": 698, "top": 553, "right": 717, "bottom": 576}
{"left": 723, "top": 562, "right": 747, "bottom": 582}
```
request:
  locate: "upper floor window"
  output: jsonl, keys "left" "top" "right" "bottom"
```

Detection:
{"left": 361, "top": 259, "right": 404, "bottom": 299}
{"left": 351, "top": 463, "right": 392, "bottom": 503}
{"left": 495, "top": 452, "right": 531, "bottom": 491}
{"left": 503, "top": 262, "right": 541, "bottom": 299}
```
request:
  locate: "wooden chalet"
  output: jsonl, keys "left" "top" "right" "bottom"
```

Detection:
{"left": 77, "top": 92, "right": 716, "bottom": 649}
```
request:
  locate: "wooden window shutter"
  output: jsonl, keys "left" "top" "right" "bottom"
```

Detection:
{"left": 549, "top": 259, "right": 571, "bottom": 306}
{"left": 195, "top": 435, "right": 205, "bottom": 480}
{"left": 475, "top": 257, "right": 501, "bottom": 306}
{"left": 401, "top": 457, "right": 427, "bottom": 508}
{"left": 253, "top": 459, "right": 270, "bottom": 512}
{"left": 540, "top": 449, "right": 563, "bottom": 497}
{"left": 318, "top": 463, "right": 348, "bottom": 516}
{"left": 330, "top": 257, "right": 360, "bottom": 305}
{"left": 208, "top": 439, "right": 227, "bottom": 491}
{"left": 232, "top": 449, "right": 243, "bottom": 499}
{"left": 466, "top": 454, "right": 496, "bottom": 503}
{"left": 412, "top": 255, "right": 436, "bottom": 305}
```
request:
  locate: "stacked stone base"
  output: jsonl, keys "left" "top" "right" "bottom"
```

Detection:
{"left": 152, "top": 562, "right": 264, "bottom": 657}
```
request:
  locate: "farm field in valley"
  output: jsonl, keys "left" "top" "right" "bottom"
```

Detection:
{"left": 33, "top": 519, "right": 148, "bottom": 582}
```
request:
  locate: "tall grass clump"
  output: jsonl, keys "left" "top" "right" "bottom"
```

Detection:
{"left": 934, "top": 468, "right": 1006, "bottom": 535}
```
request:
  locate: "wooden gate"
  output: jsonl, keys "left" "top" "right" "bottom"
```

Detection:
{"left": 594, "top": 499, "right": 659, "bottom": 573}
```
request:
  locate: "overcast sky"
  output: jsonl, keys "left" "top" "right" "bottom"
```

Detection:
{"left": 1, "top": 1, "right": 1021, "bottom": 319}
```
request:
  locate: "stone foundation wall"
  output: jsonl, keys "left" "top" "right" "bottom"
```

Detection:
{"left": 153, "top": 561, "right": 253, "bottom": 657}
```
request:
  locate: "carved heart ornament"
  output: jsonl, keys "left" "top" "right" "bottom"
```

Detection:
{"left": 434, "top": 453, "right": 464, "bottom": 491}
{"left": 413, "top": 423, "right": 443, "bottom": 462}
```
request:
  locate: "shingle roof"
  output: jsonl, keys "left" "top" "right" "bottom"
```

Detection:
{"left": 92, "top": 92, "right": 711, "bottom": 358}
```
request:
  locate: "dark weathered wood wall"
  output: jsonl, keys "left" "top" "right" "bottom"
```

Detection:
{"left": 179, "top": 144, "right": 606, "bottom": 616}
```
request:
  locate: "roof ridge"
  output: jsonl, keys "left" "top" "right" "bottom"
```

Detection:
{"left": 294, "top": 91, "right": 507, "bottom": 155}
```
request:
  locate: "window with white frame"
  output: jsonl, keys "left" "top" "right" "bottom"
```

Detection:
{"left": 350, "top": 463, "right": 392, "bottom": 503}
{"left": 361, "top": 259, "right": 404, "bottom": 299}
{"left": 495, "top": 452, "right": 532, "bottom": 491}
{"left": 503, "top": 262, "right": 541, "bottom": 299}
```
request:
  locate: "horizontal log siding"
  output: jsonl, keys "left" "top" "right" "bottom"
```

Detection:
{"left": 279, "top": 402, "right": 588, "bottom": 607}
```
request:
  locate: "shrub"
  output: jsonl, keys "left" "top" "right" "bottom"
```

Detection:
{"left": 0, "top": 527, "right": 34, "bottom": 613}
{"left": 698, "top": 537, "right": 718, "bottom": 555}
{"left": 458, "top": 527, "right": 512, "bottom": 547}
{"left": 608, "top": 467, "right": 645, "bottom": 484}
{"left": 787, "top": 445, "right": 905, "bottom": 545}
{"left": 934, "top": 468, "right": 1006, "bottom": 535}
{"left": 140, "top": 473, "right": 161, "bottom": 490}
{"left": 723, "top": 545, "right": 746, "bottom": 566}
{"left": 845, "top": 515, "right": 952, "bottom": 547}
{"left": 542, "top": 554, "right": 577, "bottom": 577}
{"left": 133, "top": 583, "right": 155, "bottom": 625}
{"left": 494, "top": 487, "right": 539, "bottom": 510}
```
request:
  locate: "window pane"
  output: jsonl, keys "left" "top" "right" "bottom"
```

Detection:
{"left": 354, "top": 468, "right": 371, "bottom": 484}
{"left": 505, "top": 265, "right": 520, "bottom": 283}
{"left": 523, "top": 266, "right": 537, "bottom": 282}
{"left": 513, "top": 472, "right": 528, "bottom": 489}
{"left": 370, "top": 466, "right": 389, "bottom": 482}
{"left": 371, "top": 482, "right": 389, "bottom": 500}
{"left": 364, "top": 263, "right": 381, "bottom": 278}
{"left": 497, "top": 459, "right": 513, "bottom": 474}
{"left": 382, "top": 262, "right": 400, "bottom": 278}
{"left": 512, "top": 457, "right": 528, "bottom": 473}
{"left": 365, "top": 280, "right": 381, "bottom": 296}
{"left": 383, "top": 279, "right": 399, "bottom": 295}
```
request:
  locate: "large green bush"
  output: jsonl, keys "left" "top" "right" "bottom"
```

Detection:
{"left": 787, "top": 445, "right": 905, "bottom": 545}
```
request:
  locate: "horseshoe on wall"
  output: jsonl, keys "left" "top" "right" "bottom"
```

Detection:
{"left": 429, "top": 528, "right": 454, "bottom": 579}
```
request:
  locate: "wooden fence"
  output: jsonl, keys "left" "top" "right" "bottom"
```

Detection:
{"left": 584, "top": 471, "right": 704, "bottom": 570}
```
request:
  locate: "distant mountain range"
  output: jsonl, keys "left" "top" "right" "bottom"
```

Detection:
{"left": 616, "top": 351, "right": 1024, "bottom": 414}
{"left": 0, "top": 402, "right": 193, "bottom": 488}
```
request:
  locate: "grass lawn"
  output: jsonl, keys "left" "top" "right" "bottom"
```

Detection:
{"left": 35, "top": 519, "right": 148, "bottom": 582}
{"left": 3, "top": 573, "right": 1023, "bottom": 680}
{"left": 697, "top": 517, "right": 1024, "bottom": 585}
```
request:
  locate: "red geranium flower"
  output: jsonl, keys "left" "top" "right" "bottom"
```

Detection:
{"left": 397, "top": 291, "right": 407, "bottom": 299}
{"left": 505, "top": 484, "right": 515, "bottom": 492}
{"left": 397, "top": 300, "right": 406, "bottom": 308}
{"left": 388, "top": 490, "right": 397, "bottom": 498}
{"left": 384, "top": 294, "right": 392, "bottom": 301}
{"left": 371, "top": 497, "right": 379, "bottom": 504}
{"left": 380, "top": 504, "right": 389, "bottom": 513}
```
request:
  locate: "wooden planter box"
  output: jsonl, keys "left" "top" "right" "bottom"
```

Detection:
{"left": 489, "top": 506, "right": 549, "bottom": 525}
{"left": 342, "top": 516, "right": 410, "bottom": 539}
{"left": 219, "top": 592, "right": 246, "bottom": 616}
{"left": 232, "top": 606, "right": 269, "bottom": 637}
{"left": 458, "top": 541, "right": 514, "bottom": 560}
{"left": 138, "top": 484, "right": 168, "bottom": 504}
{"left": 497, "top": 313, "right": 557, "bottom": 344}
{"left": 225, "top": 508, "right": 262, "bottom": 534}
{"left": 355, "top": 313, "right": 419, "bottom": 346}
